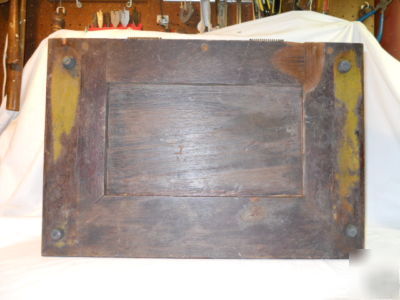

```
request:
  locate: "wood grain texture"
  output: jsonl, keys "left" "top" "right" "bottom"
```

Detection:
{"left": 106, "top": 84, "right": 303, "bottom": 197}
{"left": 106, "top": 40, "right": 300, "bottom": 86}
{"left": 43, "top": 39, "right": 364, "bottom": 259}
{"left": 76, "top": 196, "right": 335, "bottom": 258}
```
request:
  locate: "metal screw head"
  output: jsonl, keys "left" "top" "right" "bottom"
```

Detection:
{"left": 338, "top": 60, "right": 352, "bottom": 73}
{"left": 345, "top": 224, "right": 358, "bottom": 238}
{"left": 62, "top": 56, "right": 76, "bottom": 70}
{"left": 50, "top": 228, "right": 64, "bottom": 241}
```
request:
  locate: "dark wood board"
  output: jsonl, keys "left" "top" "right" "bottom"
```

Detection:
{"left": 43, "top": 39, "right": 364, "bottom": 259}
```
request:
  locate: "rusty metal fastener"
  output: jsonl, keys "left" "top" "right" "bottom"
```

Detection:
{"left": 345, "top": 224, "right": 358, "bottom": 238}
{"left": 50, "top": 228, "right": 64, "bottom": 241}
{"left": 201, "top": 43, "right": 209, "bottom": 52}
{"left": 62, "top": 56, "right": 76, "bottom": 70}
{"left": 338, "top": 60, "right": 352, "bottom": 73}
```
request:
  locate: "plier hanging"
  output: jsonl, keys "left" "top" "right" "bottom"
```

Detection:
{"left": 255, "top": 0, "right": 281, "bottom": 17}
{"left": 358, "top": 0, "right": 392, "bottom": 42}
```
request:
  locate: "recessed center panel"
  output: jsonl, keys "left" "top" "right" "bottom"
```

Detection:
{"left": 106, "top": 84, "right": 303, "bottom": 197}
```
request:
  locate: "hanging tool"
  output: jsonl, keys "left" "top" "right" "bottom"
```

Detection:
{"left": 272, "top": 0, "right": 281, "bottom": 14}
{"left": 217, "top": 0, "right": 227, "bottom": 27}
{"left": 120, "top": 9, "right": 130, "bottom": 27}
{"left": 198, "top": 0, "right": 212, "bottom": 32}
{"left": 111, "top": 10, "right": 120, "bottom": 27}
{"left": 179, "top": 0, "right": 194, "bottom": 24}
{"left": 104, "top": 11, "right": 111, "bottom": 28}
{"left": 91, "top": 12, "right": 98, "bottom": 28}
{"left": 126, "top": 0, "right": 133, "bottom": 8}
{"left": 252, "top": 0, "right": 260, "bottom": 18}
{"left": 132, "top": 7, "right": 141, "bottom": 26}
{"left": 307, "top": 0, "right": 313, "bottom": 10}
{"left": 358, "top": 0, "right": 392, "bottom": 42}
{"left": 52, "top": 4, "right": 66, "bottom": 32}
{"left": 96, "top": 10, "right": 104, "bottom": 28}
{"left": 253, "top": 0, "right": 264, "bottom": 18}
{"left": 75, "top": 0, "right": 82, "bottom": 8}
{"left": 322, "top": 0, "right": 329, "bottom": 13}
{"left": 294, "top": 0, "right": 302, "bottom": 10}
{"left": 360, "top": 1, "right": 373, "bottom": 16}
{"left": 258, "top": 0, "right": 271, "bottom": 16}
{"left": 236, "top": 0, "right": 242, "bottom": 24}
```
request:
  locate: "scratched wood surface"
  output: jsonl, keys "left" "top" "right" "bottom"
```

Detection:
{"left": 43, "top": 39, "right": 364, "bottom": 258}
{"left": 106, "top": 84, "right": 303, "bottom": 197}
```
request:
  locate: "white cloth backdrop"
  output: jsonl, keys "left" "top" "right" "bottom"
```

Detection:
{"left": 1, "top": 11, "right": 399, "bottom": 227}
{"left": 0, "top": 11, "right": 400, "bottom": 300}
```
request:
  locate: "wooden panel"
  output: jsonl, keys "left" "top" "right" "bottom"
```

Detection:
{"left": 43, "top": 39, "right": 364, "bottom": 259}
{"left": 106, "top": 40, "right": 299, "bottom": 85}
{"left": 106, "top": 84, "right": 303, "bottom": 196}
{"left": 76, "top": 196, "right": 333, "bottom": 258}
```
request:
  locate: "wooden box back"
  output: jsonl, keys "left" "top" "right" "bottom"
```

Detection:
{"left": 43, "top": 39, "right": 364, "bottom": 258}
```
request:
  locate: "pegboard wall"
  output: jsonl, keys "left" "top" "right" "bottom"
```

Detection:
{"left": 24, "top": 0, "right": 253, "bottom": 61}
{"left": 329, "top": 0, "right": 374, "bottom": 32}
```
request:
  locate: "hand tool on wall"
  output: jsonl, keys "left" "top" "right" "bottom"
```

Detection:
{"left": 360, "top": 1, "right": 373, "bottom": 16}
{"left": 252, "top": 0, "right": 261, "bottom": 18}
{"left": 132, "top": 7, "right": 141, "bottom": 26}
{"left": 322, "top": 0, "right": 329, "bottom": 13}
{"left": 197, "top": 0, "right": 212, "bottom": 32}
{"left": 294, "top": 0, "right": 302, "bottom": 9}
{"left": 120, "top": 9, "right": 130, "bottom": 27}
{"left": 273, "top": 0, "right": 281, "bottom": 14}
{"left": 217, "top": 0, "right": 228, "bottom": 27}
{"left": 97, "top": 10, "right": 104, "bottom": 28}
{"left": 358, "top": 0, "right": 392, "bottom": 42}
{"left": 52, "top": 3, "right": 66, "bottom": 32}
{"left": 236, "top": 0, "right": 242, "bottom": 23}
{"left": 179, "top": 0, "right": 194, "bottom": 24}
{"left": 104, "top": 11, "right": 111, "bottom": 27}
{"left": 3, "top": 0, "right": 26, "bottom": 111}
{"left": 307, "top": 0, "right": 313, "bottom": 10}
{"left": 75, "top": 0, "right": 82, "bottom": 8}
{"left": 111, "top": 10, "right": 121, "bottom": 27}
{"left": 253, "top": 0, "right": 266, "bottom": 18}
{"left": 261, "top": 0, "right": 272, "bottom": 16}
{"left": 126, "top": 0, "right": 133, "bottom": 8}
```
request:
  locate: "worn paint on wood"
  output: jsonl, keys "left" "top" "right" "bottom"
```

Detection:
{"left": 334, "top": 50, "right": 362, "bottom": 214}
{"left": 43, "top": 40, "right": 365, "bottom": 259}
{"left": 50, "top": 54, "right": 80, "bottom": 161}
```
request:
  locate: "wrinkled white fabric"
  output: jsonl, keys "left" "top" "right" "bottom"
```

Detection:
{"left": 0, "top": 11, "right": 399, "bottom": 226}
{"left": 0, "top": 217, "right": 399, "bottom": 300}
